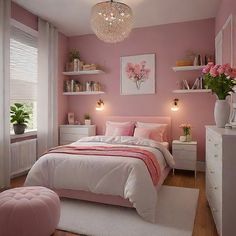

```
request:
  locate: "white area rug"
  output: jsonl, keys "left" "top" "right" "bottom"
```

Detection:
{"left": 58, "top": 186, "right": 199, "bottom": 236}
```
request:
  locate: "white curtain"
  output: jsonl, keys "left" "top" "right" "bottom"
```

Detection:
{"left": 37, "top": 19, "right": 58, "bottom": 157}
{"left": 0, "top": 0, "right": 11, "bottom": 188}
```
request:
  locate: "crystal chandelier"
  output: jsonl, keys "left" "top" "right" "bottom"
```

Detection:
{"left": 90, "top": 0, "right": 133, "bottom": 43}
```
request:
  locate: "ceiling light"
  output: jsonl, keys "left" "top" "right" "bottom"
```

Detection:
{"left": 90, "top": 0, "right": 133, "bottom": 43}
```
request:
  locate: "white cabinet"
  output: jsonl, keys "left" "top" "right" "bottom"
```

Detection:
{"left": 60, "top": 125, "right": 96, "bottom": 145}
{"left": 206, "top": 126, "right": 236, "bottom": 236}
{"left": 172, "top": 140, "right": 197, "bottom": 178}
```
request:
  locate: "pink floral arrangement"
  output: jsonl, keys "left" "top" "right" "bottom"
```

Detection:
{"left": 179, "top": 123, "right": 191, "bottom": 136}
{"left": 202, "top": 63, "right": 236, "bottom": 100}
{"left": 126, "top": 61, "right": 151, "bottom": 89}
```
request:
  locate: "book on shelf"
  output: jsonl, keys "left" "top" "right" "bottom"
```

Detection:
{"left": 182, "top": 80, "right": 190, "bottom": 90}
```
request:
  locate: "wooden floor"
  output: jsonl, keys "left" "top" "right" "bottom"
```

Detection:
{"left": 11, "top": 170, "right": 218, "bottom": 236}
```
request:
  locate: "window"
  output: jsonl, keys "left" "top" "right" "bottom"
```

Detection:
{"left": 10, "top": 24, "right": 38, "bottom": 131}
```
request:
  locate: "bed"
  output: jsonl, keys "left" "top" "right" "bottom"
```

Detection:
{"left": 25, "top": 116, "right": 174, "bottom": 223}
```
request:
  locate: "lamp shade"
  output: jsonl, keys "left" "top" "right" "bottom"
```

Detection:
{"left": 91, "top": 0, "right": 133, "bottom": 43}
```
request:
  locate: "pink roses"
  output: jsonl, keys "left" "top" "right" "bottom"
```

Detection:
{"left": 126, "top": 61, "right": 151, "bottom": 89}
{"left": 203, "top": 63, "right": 236, "bottom": 78}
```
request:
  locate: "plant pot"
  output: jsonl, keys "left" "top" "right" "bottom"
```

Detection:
{"left": 179, "top": 135, "right": 192, "bottom": 142}
{"left": 84, "top": 119, "right": 91, "bottom": 125}
{"left": 13, "top": 124, "right": 27, "bottom": 135}
{"left": 214, "top": 100, "right": 230, "bottom": 128}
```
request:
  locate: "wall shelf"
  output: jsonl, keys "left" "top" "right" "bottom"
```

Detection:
{"left": 172, "top": 66, "right": 205, "bottom": 72}
{"left": 172, "top": 89, "right": 211, "bottom": 94}
{"left": 63, "top": 91, "right": 105, "bottom": 96}
{"left": 62, "top": 70, "right": 104, "bottom": 76}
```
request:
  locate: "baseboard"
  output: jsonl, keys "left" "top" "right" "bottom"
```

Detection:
{"left": 197, "top": 161, "right": 205, "bottom": 172}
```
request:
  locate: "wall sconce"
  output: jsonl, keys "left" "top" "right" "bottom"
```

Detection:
{"left": 171, "top": 98, "right": 179, "bottom": 111}
{"left": 96, "top": 99, "right": 104, "bottom": 111}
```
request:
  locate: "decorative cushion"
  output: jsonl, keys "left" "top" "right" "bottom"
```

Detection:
{"left": 136, "top": 122, "right": 168, "bottom": 142}
{"left": 0, "top": 186, "right": 60, "bottom": 236}
{"left": 105, "top": 121, "right": 135, "bottom": 136}
{"left": 133, "top": 127, "right": 152, "bottom": 139}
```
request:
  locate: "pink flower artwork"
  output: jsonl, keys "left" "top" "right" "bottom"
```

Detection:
{"left": 125, "top": 61, "right": 151, "bottom": 89}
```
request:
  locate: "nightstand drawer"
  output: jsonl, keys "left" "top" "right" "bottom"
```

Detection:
{"left": 172, "top": 149, "right": 197, "bottom": 161}
{"left": 174, "top": 159, "right": 196, "bottom": 170}
{"left": 172, "top": 144, "right": 196, "bottom": 151}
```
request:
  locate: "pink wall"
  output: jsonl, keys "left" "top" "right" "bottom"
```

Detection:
{"left": 215, "top": 0, "right": 236, "bottom": 33}
{"left": 11, "top": 2, "right": 38, "bottom": 31}
{"left": 11, "top": 1, "right": 69, "bottom": 126}
{"left": 67, "top": 19, "right": 216, "bottom": 161}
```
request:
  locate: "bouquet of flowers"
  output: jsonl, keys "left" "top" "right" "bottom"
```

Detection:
{"left": 126, "top": 61, "right": 151, "bottom": 89}
{"left": 179, "top": 123, "right": 191, "bottom": 136}
{"left": 202, "top": 63, "right": 236, "bottom": 100}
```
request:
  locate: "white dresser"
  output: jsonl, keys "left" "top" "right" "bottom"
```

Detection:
{"left": 172, "top": 140, "right": 197, "bottom": 178}
{"left": 206, "top": 126, "right": 236, "bottom": 236}
{"left": 60, "top": 125, "right": 96, "bottom": 145}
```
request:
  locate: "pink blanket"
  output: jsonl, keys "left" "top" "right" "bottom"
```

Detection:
{"left": 48, "top": 145, "right": 161, "bottom": 185}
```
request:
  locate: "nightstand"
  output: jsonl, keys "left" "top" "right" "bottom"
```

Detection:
{"left": 172, "top": 140, "right": 197, "bottom": 179}
{"left": 59, "top": 125, "right": 96, "bottom": 145}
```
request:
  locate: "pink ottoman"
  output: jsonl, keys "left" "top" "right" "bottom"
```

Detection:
{"left": 0, "top": 186, "right": 60, "bottom": 236}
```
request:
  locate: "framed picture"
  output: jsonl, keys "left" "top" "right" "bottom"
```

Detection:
{"left": 68, "top": 112, "right": 75, "bottom": 125}
{"left": 120, "top": 54, "right": 155, "bottom": 95}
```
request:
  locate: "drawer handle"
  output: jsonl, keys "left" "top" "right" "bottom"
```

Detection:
{"left": 214, "top": 143, "right": 218, "bottom": 147}
{"left": 208, "top": 139, "right": 211, "bottom": 142}
{"left": 210, "top": 170, "right": 215, "bottom": 174}
{"left": 214, "top": 154, "right": 218, "bottom": 158}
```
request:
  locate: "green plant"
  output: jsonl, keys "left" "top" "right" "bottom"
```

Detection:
{"left": 10, "top": 103, "right": 30, "bottom": 125}
{"left": 203, "top": 63, "right": 236, "bottom": 100}
{"left": 69, "top": 49, "right": 80, "bottom": 62}
{"left": 84, "top": 114, "right": 91, "bottom": 120}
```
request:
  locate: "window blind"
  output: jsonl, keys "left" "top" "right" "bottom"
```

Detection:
{"left": 10, "top": 26, "right": 38, "bottom": 100}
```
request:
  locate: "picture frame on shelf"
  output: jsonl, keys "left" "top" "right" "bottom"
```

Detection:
{"left": 68, "top": 112, "right": 75, "bottom": 125}
{"left": 120, "top": 54, "right": 155, "bottom": 95}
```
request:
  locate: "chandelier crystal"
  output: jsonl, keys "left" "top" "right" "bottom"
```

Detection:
{"left": 90, "top": 0, "right": 133, "bottom": 43}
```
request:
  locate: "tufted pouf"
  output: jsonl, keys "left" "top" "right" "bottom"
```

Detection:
{"left": 0, "top": 186, "right": 60, "bottom": 236}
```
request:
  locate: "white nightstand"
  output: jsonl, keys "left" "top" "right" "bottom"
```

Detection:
{"left": 172, "top": 140, "right": 197, "bottom": 179}
{"left": 59, "top": 125, "right": 96, "bottom": 145}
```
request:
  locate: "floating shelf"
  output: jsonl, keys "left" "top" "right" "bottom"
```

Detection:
{"left": 62, "top": 70, "right": 104, "bottom": 76}
{"left": 172, "top": 89, "right": 211, "bottom": 94}
{"left": 172, "top": 66, "right": 205, "bottom": 72}
{"left": 63, "top": 91, "right": 105, "bottom": 96}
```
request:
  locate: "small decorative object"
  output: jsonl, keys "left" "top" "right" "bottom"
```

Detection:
{"left": 10, "top": 103, "right": 30, "bottom": 134}
{"left": 171, "top": 98, "right": 179, "bottom": 111}
{"left": 96, "top": 99, "right": 104, "bottom": 111}
{"left": 121, "top": 54, "right": 155, "bottom": 95}
{"left": 203, "top": 63, "right": 236, "bottom": 128}
{"left": 84, "top": 114, "right": 91, "bottom": 125}
{"left": 68, "top": 113, "right": 75, "bottom": 125}
{"left": 90, "top": 0, "right": 133, "bottom": 43}
{"left": 68, "top": 49, "right": 82, "bottom": 71}
{"left": 179, "top": 124, "right": 192, "bottom": 142}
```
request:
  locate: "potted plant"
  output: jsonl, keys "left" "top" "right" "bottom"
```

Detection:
{"left": 10, "top": 103, "right": 30, "bottom": 134}
{"left": 84, "top": 114, "right": 91, "bottom": 125}
{"left": 68, "top": 49, "right": 83, "bottom": 71}
{"left": 203, "top": 63, "right": 236, "bottom": 127}
{"left": 179, "top": 124, "right": 192, "bottom": 142}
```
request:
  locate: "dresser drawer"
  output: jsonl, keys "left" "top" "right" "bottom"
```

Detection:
{"left": 60, "top": 127, "right": 91, "bottom": 135}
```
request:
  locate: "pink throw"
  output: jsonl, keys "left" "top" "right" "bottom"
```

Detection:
{"left": 48, "top": 145, "right": 161, "bottom": 185}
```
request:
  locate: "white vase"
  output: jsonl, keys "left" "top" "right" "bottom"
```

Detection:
{"left": 214, "top": 100, "right": 230, "bottom": 128}
{"left": 84, "top": 119, "right": 91, "bottom": 125}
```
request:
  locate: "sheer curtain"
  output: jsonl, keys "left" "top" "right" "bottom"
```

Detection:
{"left": 37, "top": 19, "right": 58, "bottom": 157}
{"left": 0, "top": 0, "right": 11, "bottom": 188}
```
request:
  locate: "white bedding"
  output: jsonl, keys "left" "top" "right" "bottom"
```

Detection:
{"left": 25, "top": 136, "right": 174, "bottom": 222}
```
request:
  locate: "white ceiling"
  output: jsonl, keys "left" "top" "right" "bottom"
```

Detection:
{"left": 13, "top": 0, "right": 221, "bottom": 36}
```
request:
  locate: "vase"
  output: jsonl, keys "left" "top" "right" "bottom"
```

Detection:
{"left": 84, "top": 119, "right": 91, "bottom": 125}
{"left": 179, "top": 135, "right": 191, "bottom": 142}
{"left": 214, "top": 100, "right": 230, "bottom": 128}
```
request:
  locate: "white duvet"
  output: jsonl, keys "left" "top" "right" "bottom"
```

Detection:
{"left": 25, "top": 136, "right": 174, "bottom": 222}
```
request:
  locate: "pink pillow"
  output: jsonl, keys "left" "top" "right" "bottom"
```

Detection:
{"left": 134, "top": 127, "right": 152, "bottom": 139}
{"left": 136, "top": 122, "right": 168, "bottom": 141}
{"left": 105, "top": 121, "right": 135, "bottom": 136}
